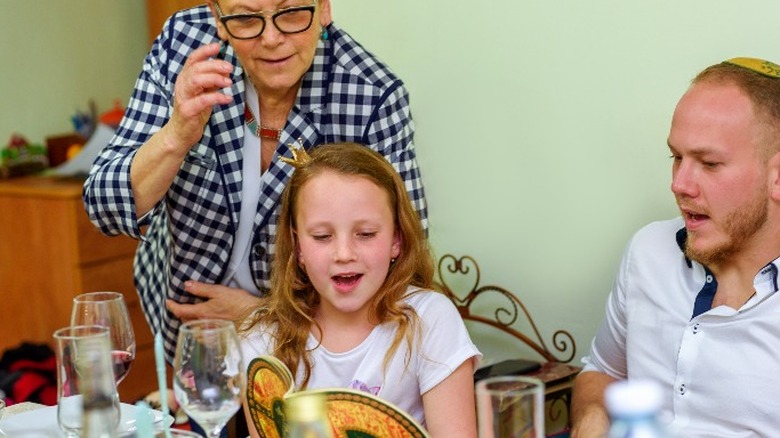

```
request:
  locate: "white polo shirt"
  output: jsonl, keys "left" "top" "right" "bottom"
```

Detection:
{"left": 583, "top": 217, "right": 780, "bottom": 437}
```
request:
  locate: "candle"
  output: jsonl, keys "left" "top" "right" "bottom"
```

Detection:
{"left": 155, "top": 333, "right": 173, "bottom": 438}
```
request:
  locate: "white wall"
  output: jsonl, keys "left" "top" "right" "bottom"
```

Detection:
{"left": 333, "top": 0, "right": 780, "bottom": 364}
{"left": 0, "top": 1, "right": 148, "bottom": 145}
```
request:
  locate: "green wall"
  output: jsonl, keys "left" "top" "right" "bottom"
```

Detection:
{"left": 0, "top": 1, "right": 148, "bottom": 145}
{"left": 5, "top": 1, "right": 779, "bottom": 365}
{"left": 333, "top": 0, "right": 780, "bottom": 363}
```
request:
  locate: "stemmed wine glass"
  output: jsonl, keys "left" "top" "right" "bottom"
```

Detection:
{"left": 70, "top": 291, "right": 136, "bottom": 385}
{"left": 173, "top": 319, "right": 245, "bottom": 438}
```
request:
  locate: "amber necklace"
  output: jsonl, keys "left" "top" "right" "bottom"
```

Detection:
{"left": 244, "top": 104, "right": 282, "bottom": 140}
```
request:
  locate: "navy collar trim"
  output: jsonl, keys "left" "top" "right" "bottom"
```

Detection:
{"left": 677, "top": 227, "right": 779, "bottom": 318}
{"left": 675, "top": 227, "right": 693, "bottom": 268}
{"left": 677, "top": 227, "right": 719, "bottom": 318}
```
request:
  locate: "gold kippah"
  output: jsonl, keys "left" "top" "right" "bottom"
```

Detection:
{"left": 279, "top": 139, "right": 312, "bottom": 168}
{"left": 723, "top": 57, "right": 780, "bottom": 78}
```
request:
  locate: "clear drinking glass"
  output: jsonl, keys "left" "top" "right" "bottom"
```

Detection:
{"left": 173, "top": 319, "right": 245, "bottom": 438}
{"left": 476, "top": 375, "right": 545, "bottom": 438}
{"left": 53, "top": 325, "right": 120, "bottom": 437}
{"left": 71, "top": 291, "right": 136, "bottom": 385}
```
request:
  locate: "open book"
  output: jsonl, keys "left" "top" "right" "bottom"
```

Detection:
{"left": 246, "top": 355, "right": 430, "bottom": 438}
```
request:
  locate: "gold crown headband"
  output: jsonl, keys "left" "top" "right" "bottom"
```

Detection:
{"left": 279, "top": 139, "right": 312, "bottom": 168}
{"left": 723, "top": 57, "right": 780, "bottom": 78}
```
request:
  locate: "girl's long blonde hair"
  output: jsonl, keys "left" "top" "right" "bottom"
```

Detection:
{"left": 242, "top": 142, "right": 434, "bottom": 387}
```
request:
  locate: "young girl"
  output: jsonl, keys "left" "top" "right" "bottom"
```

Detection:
{"left": 239, "top": 142, "right": 481, "bottom": 437}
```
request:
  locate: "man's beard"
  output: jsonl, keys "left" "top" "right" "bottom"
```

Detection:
{"left": 684, "top": 190, "right": 768, "bottom": 267}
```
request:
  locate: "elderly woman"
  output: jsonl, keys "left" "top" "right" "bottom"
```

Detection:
{"left": 83, "top": 0, "right": 427, "bottom": 362}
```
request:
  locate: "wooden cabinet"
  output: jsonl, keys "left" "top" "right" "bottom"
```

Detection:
{"left": 0, "top": 176, "right": 156, "bottom": 402}
{"left": 146, "top": 0, "right": 208, "bottom": 45}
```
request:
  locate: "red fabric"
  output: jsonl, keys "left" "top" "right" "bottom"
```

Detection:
{"left": 0, "top": 343, "right": 58, "bottom": 406}
{"left": 38, "top": 385, "right": 58, "bottom": 406}
{"left": 12, "top": 373, "right": 51, "bottom": 405}
{"left": 9, "top": 357, "right": 56, "bottom": 373}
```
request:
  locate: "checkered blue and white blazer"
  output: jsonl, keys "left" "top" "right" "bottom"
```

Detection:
{"left": 83, "top": 6, "right": 428, "bottom": 361}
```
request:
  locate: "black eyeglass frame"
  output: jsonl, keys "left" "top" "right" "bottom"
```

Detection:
{"left": 214, "top": 1, "right": 317, "bottom": 40}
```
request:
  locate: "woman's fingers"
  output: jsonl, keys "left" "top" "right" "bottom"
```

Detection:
{"left": 168, "top": 42, "right": 234, "bottom": 148}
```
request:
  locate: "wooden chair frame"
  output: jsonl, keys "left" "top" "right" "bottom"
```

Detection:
{"left": 437, "top": 253, "right": 576, "bottom": 363}
{"left": 436, "top": 253, "right": 580, "bottom": 433}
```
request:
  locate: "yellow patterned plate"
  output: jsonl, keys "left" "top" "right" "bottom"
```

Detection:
{"left": 246, "top": 356, "right": 430, "bottom": 438}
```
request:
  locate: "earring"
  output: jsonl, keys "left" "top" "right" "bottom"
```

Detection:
{"left": 391, "top": 258, "right": 397, "bottom": 265}
{"left": 320, "top": 27, "right": 329, "bottom": 41}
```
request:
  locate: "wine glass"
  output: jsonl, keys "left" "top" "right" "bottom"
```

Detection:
{"left": 173, "top": 319, "right": 245, "bottom": 438}
{"left": 70, "top": 291, "right": 136, "bottom": 385}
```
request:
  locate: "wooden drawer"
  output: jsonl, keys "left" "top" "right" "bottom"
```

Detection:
{"left": 0, "top": 176, "right": 160, "bottom": 403}
{"left": 0, "top": 188, "right": 80, "bottom": 348}
{"left": 75, "top": 202, "right": 139, "bottom": 265}
{"left": 79, "top": 257, "right": 135, "bottom": 294}
{"left": 128, "top": 298, "right": 155, "bottom": 348}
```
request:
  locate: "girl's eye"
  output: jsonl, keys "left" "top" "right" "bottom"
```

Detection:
{"left": 358, "top": 232, "right": 377, "bottom": 239}
{"left": 312, "top": 234, "right": 331, "bottom": 241}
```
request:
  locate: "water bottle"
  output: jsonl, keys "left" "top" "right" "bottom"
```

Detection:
{"left": 606, "top": 380, "right": 667, "bottom": 438}
{"left": 285, "top": 392, "right": 334, "bottom": 438}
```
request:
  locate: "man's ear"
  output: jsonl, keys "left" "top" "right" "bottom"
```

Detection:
{"left": 769, "top": 150, "right": 780, "bottom": 202}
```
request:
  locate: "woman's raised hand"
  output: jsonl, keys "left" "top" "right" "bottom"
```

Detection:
{"left": 168, "top": 42, "right": 234, "bottom": 152}
{"left": 130, "top": 42, "right": 234, "bottom": 216}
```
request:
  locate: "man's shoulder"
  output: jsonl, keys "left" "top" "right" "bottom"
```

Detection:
{"left": 626, "top": 217, "right": 685, "bottom": 258}
{"left": 634, "top": 216, "right": 684, "bottom": 240}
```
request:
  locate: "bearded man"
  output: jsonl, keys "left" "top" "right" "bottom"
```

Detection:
{"left": 571, "top": 58, "right": 780, "bottom": 438}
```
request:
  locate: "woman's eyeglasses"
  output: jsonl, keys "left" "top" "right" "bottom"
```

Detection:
{"left": 214, "top": 1, "right": 317, "bottom": 40}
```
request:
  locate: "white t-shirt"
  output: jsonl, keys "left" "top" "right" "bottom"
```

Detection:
{"left": 240, "top": 287, "right": 482, "bottom": 426}
{"left": 583, "top": 217, "right": 780, "bottom": 436}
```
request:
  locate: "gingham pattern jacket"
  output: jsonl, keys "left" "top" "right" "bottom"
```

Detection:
{"left": 82, "top": 6, "right": 428, "bottom": 361}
